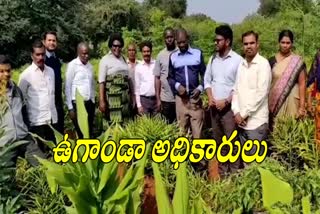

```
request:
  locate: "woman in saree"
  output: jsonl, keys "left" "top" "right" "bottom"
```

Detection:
{"left": 268, "top": 30, "right": 307, "bottom": 128}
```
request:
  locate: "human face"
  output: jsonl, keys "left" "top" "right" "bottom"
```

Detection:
{"left": 142, "top": 46, "right": 151, "bottom": 63}
{"left": 111, "top": 40, "right": 122, "bottom": 58}
{"left": 279, "top": 36, "right": 292, "bottom": 55}
{"left": 32, "top": 47, "right": 46, "bottom": 69}
{"left": 176, "top": 33, "right": 188, "bottom": 53}
{"left": 215, "top": 35, "right": 227, "bottom": 53}
{"left": 43, "top": 34, "right": 57, "bottom": 52}
{"left": 0, "top": 64, "right": 11, "bottom": 83}
{"left": 165, "top": 31, "right": 175, "bottom": 49}
{"left": 78, "top": 47, "right": 89, "bottom": 64}
{"left": 127, "top": 45, "right": 136, "bottom": 61}
{"left": 242, "top": 34, "right": 259, "bottom": 59}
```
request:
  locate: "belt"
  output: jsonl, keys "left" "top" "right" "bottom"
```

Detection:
{"left": 140, "top": 95, "right": 156, "bottom": 100}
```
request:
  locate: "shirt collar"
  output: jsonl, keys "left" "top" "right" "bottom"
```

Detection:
{"left": 31, "top": 62, "right": 45, "bottom": 72}
{"left": 215, "top": 49, "right": 234, "bottom": 60}
{"left": 242, "top": 53, "right": 260, "bottom": 67}
{"left": 178, "top": 46, "right": 193, "bottom": 55}
{"left": 46, "top": 50, "right": 55, "bottom": 58}
{"left": 75, "top": 56, "right": 88, "bottom": 66}
{"left": 141, "top": 59, "right": 155, "bottom": 65}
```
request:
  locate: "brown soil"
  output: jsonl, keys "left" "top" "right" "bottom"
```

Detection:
{"left": 142, "top": 175, "right": 158, "bottom": 214}
{"left": 64, "top": 129, "right": 77, "bottom": 140}
{"left": 208, "top": 158, "right": 220, "bottom": 182}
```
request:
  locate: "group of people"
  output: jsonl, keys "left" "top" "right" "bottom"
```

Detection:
{"left": 0, "top": 25, "right": 317, "bottom": 177}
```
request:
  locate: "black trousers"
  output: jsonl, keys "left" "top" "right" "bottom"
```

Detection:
{"left": 71, "top": 100, "right": 95, "bottom": 139}
{"left": 29, "top": 123, "right": 56, "bottom": 156}
{"left": 161, "top": 101, "right": 176, "bottom": 124}
{"left": 55, "top": 102, "right": 65, "bottom": 134}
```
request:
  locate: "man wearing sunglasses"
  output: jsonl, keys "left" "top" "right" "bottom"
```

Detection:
{"left": 204, "top": 25, "right": 242, "bottom": 178}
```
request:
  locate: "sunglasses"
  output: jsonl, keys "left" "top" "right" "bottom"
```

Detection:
{"left": 112, "top": 44, "right": 122, "bottom": 48}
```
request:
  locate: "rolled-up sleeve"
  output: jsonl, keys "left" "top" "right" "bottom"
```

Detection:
{"left": 98, "top": 57, "right": 108, "bottom": 83}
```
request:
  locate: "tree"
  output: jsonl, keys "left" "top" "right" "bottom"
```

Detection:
{"left": 80, "top": 0, "right": 146, "bottom": 56}
{"left": 143, "top": 0, "right": 187, "bottom": 18}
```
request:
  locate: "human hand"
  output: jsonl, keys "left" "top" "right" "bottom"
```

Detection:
{"left": 190, "top": 89, "right": 201, "bottom": 99}
{"left": 177, "top": 85, "right": 186, "bottom": 96}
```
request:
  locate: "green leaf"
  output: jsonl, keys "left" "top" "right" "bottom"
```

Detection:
{"left": 152, "top": 162, "right": 173, "bottom": 214}
{"left": 172, "top": 161, "right": 188, "bottom": 214}
{"left": 302, "top": 195, "right": 311, "bottom": 214}
{"left": 76, "top": 89, "right": 89, "bottom": 139}
{"left": 258, "top": 167, "right": 293, "bottom": 209}
{"left": 232, "top": 208, "right": 242, "bottom": 214}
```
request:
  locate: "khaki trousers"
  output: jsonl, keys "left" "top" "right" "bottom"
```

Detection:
{"left": 175, "top": 95, "right": 204, "bottom": 138}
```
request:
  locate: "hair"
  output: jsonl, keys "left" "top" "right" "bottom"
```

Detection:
{"left": 43, "top": 31, "right": 57, "bottom": 40}
{"left": 108, "top": 32, "right": 124, "bottom": 48}
{"left": 242, "top": 30, "right": 259, "bottom": 42}
{"left": 163, "top": 27, "right": 175, "bottom": 37}
{"left": 31, "top": 39, "right": 45, "bottom": 53}
{"left": 139, "top": 40, "right": 153, "bottom": 52}
{"left": 127, "top": 43, "right": 137, "bottom": 50}
{"left": 215, "top": 25, "right": 233, "bottom": 46}
{"left": 278, "top": 29, "right": 294, "bottom": 43}
{"left": 0, "top": 55, "right": 11, "bottom": 65}
{"left": 175, "top": 27, "right": 189, "bottom": 40}
{"left": 77, "top": 42, "right": 89, "bottom": 52}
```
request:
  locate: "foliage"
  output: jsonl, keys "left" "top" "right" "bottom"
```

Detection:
{"left": 15, "top": 159, "right": 67, "bottom": 214}
{"left": 143, "top": 0, "right": 187, "bottom": 18}
{"left": 270, "top": 116, "right": 319, "bottom": 169}
{"left": 38, "top": 92, "right": 150, "bottom": 214}
{"left": 0, "top": 133, "right": 28, "bottom": 213}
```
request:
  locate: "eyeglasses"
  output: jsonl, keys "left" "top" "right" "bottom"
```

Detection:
{"left": 112, "top": 44, "right": 122, "bottom": 48}
{"left": 214, "top": 38, "right": 225, "bottom": 43}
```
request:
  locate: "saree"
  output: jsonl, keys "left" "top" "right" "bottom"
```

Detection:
{"left": 269, "top": 54, "right": 305, "bottom": 120}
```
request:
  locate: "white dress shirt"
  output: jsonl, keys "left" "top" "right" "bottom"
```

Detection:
{"left": 134, "top": 60, "right": 156, "bottom": 108}
{"left": 231, "top": 53, "right": 272, "bottom": 130}
{"left": 18, "top": 62, "right": 58, "bottom": 126}
{"left": 65, "top": 57, "right": 95, "bottom": 110}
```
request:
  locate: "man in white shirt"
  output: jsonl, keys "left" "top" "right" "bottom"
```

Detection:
{"left": 135, "top": 41, "right": 157, "bottom": 116}
{"left": 18, "top": 40, "right": 58, "bottom": 153}
{"left": 231, "top": 31, "right": 272, "bottom": 157}
{"left": 65, "top": 42, "right": 95, "bottom": 138}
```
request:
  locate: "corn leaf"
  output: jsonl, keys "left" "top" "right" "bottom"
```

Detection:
{"left": 232, "top": 208, "right": 242, "bottom": 214}
{"left": 152, "top": 162, "right": 173, "bottom": 214}
{"left": 258, "top": 167, "right": 293, "bottom": 209}
{"left": 172, "top": 161, "right": 189, "bottom": 214}
{"left": 75, "top": 89, "right": 89, "bottom": 139}
{"left": 302, "top": 195, "right": 311, "bottom": 214}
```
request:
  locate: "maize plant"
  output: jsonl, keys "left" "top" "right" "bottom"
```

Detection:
{"left": 38, "top": 91, "right": 150, "bottom": 214}
{"left": 0, "top": 129, "right": 28, "bottom": 213}
{"left": 153, "top": 161, "right": 213, "bottom": 214}
{"left": 270, "top": 116, "right": 319, "bottom": 169}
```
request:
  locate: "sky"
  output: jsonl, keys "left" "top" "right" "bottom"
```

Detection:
{"left": 187, "top": 0, "right": 260, "bottom": 24}
{"left": 137, "top": 0, "right": 261, "bottom": 24}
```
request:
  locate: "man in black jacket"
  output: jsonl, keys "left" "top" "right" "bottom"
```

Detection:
{"left": 43, "top": 31, "right": 64, "bottom": 134}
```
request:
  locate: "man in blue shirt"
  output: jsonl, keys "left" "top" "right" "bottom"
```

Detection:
{"left": 168, "top": 28, "right": 206, "bottom": 138}
{"left": 204, "top": 25, "right": 243, "bottom": 178}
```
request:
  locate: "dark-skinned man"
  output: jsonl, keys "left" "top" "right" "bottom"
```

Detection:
{"left": 168, "top": 28, "right": 206, "bottom": 139}
{"left": 65, "top": 42, "right": 95, "bottom": 138}
{"left": 154, "top": 27, "right": 178, "bottom": 124}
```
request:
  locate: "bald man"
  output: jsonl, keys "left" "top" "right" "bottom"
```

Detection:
{"left": 65, "top": 42, "right": 96, "bottom": 138}
{"left": 167, "top": 28, "right": 206, "bottom": 138}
